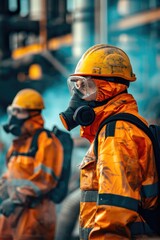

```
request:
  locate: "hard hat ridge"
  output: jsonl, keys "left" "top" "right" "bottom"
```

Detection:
{"left": 11, "top": 88, "right": 45, "bottom": 110}
{"left": 72, "top": 44, "right": 136, "bottom": 82}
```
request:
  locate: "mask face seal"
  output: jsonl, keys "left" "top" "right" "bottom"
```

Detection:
{"left": 59, "top": 76, "right": 97, "bottom": 131}
{"left": 60, "top": 75, "right": 129, "bottom": 131}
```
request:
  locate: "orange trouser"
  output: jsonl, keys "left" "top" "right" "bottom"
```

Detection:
{"left": 0, "top": 199, "right": 56, "bottom": 240}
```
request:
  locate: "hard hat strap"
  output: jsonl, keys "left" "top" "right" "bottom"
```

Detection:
{"left": 93, "top": 76, "right": 130, "bottom": 87}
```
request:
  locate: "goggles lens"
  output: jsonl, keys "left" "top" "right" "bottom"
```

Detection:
{"left": 7, "top": 106, "right": 29, "bottom": 115}
{"left": 67, "top": 76, "right": 97, "bottom": 100}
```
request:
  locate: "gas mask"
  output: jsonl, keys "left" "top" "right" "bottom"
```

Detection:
{"left": 60, "top": 76, "right": 128, "bottom": 131}
{"left": 60, "top": 76, "right": 97, "bottom": 131}
{"left": 60, "top": 76, "right": 98, "bottom": 131}
{"left": 3, "top": 115, "right": 28, "bottom": 137}
{"left": 59, "top": 93, "right": 96, "bottom": 131}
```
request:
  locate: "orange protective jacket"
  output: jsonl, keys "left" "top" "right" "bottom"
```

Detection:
{"left": 79, "top": 91, "right": 159, "bottom": 240}
{"left": 0, "top": 115, "right": 63, "bottom": 240}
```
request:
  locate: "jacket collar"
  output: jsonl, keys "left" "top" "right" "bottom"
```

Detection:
{"left": 80, "top": 92, "right": 139, "bottom": 142}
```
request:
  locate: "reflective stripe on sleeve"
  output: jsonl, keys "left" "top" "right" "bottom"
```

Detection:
{"left": 97, "top": 193, "right": 139, "bottom": 211}
{"left": 34, "top": 163, "right": 59, "bottom": 181}
{"left": 81, "top": 190, "right": 98, "bottom": 202}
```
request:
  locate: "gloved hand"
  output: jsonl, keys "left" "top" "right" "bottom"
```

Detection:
{"left": 0, "top": 198, "right": 21, "bottom": 217}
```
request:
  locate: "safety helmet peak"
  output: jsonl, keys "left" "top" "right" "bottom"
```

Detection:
{"left": 11, "top": 88, "right": 45, "bottom": 110}
{"left": 71, "top": 44, "right": 136, "bottom": 81}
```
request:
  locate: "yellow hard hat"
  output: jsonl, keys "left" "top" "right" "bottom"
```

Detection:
{"left": 71, "top": 44, "right": 136, "bottom": 81}
{"left": 11, "top": 88, "right": 45, "bottom": 110}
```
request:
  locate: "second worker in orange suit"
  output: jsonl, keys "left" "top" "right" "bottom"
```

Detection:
{"left": 0, "top": 88, "right": 63, "bottom": 240}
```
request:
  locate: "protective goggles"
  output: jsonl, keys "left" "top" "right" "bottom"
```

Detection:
{"left": 67, "top": 76, "right": 97, "bottom": 100}
{"left": 7, "top": 106, "right": 30, "bottom": 116}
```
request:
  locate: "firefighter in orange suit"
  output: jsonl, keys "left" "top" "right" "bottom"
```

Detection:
{"left": 0, "top": 89, "right": 63, "bottom": 240}
{"left": 59, "top": 44, "right": 159, "bottom": 239}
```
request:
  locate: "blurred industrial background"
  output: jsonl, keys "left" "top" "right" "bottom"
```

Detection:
{"left": 0, "top": 1, "right": 160, "bottom": 238}
{"left": 1, "top": 0, "right": 160, "bottom": 168}
{"left": 0, "top": 0, "right": 160, "bottom": 120}
{"left": 0, "top": 0, "right": 160, "bottom": 170}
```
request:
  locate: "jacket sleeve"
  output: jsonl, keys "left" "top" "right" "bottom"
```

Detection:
{"left": 89, "top": 121, "right": 158, "bottom": 239}
{"left": 17, "top": 131, "right": 63, "bottom": 198}
{"left": 0, "top": 147, "right": 13, "bottom": 201}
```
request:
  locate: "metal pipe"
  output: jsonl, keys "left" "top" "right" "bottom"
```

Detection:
{"left": 95, "top": 0, "right": 108, "bottom": 44}
{"left": 39, "top": 0, "right": 47, "bottom": 50}
{"left": 100, "top": 0, "right": 108, "bottom": 43}
{"left": 41, "top": 50, "right": 70, "bottom": 78}
{"left": 72, "top": 0, "right": 95, "bottom": 58}
{"left": 55, "top": 188, "right": 80, "bottom": 240}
